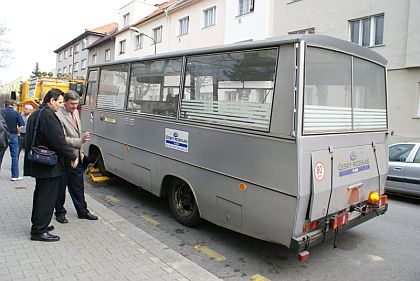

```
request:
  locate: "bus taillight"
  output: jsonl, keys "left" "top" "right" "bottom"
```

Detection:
{"left": 303, "top": 219, "right": 319, "bottom": 232}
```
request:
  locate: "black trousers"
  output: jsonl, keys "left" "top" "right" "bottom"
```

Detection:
{"left": 18, "top": 133, "right": 26, "bottom": 155}
{"left": 31, "top": 176, "right": 61, "bottom": 235}
{"left": 55, "top": 162, "right": 88, "bottom": 217}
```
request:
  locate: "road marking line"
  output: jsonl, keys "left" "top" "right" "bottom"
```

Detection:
{"left": 140, "top": 214, "right": 160, "bottom": 226}
{"left": 251, "top": 274, "right": 271, "bottom": 281}
{"left": 194, "top": 244, "right": 226, "bottom": 261}
{"left": 104, "top": 195, "right": 120, "bottom": 205}
{"left": 368, "top": 254, "right": 384, "bottom": 262}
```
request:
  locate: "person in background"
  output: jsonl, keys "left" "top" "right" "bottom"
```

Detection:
{"left": 0, "top": 99, "right": 25, "bottom": 181}
{"left": 54, "top": 90, "right": 98, "bottom": 224}
{"left": 18, "top": 104, "right": 34, "bottom": 156}
{"left": 24, "top": 89, "right": 77, "bottom": 242}
{"left": 0, "top": 112, "right": 9, "bottom": 156}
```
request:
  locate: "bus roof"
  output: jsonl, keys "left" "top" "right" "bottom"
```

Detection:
{"left": 90, "top": 34, "right": 387, "bottom": 69}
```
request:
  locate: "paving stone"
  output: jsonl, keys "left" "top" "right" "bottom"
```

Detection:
{"left": 0, "top": 153, "right": 221, "bottom": 281}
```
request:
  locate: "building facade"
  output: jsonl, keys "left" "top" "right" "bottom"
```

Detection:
{"left": 273, "top": 0, "right": 420, "bottom": 142}
{"left": 54, "top": 23, "right": 118, "bottom": 80}
{"left": 87, "top": 35, "right": 117, "bottom": 66}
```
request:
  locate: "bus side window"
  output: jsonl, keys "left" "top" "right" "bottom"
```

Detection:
{"left": 84, "top": 70, "right": 98, "bottom": 107}
{"left": 127, "top": 58, "right": 182, "bottom": 118}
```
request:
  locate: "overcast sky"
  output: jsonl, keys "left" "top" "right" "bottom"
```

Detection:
{"left": 0, "top": 0, "right": 128, "bottom": 83}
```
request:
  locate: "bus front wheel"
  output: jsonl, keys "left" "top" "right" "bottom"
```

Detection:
{"left": 168, "top": 180, "right": 201, "bottom": 227}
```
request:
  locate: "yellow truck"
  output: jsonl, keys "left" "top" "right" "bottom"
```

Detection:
{"left": 18, "top": 77, "right": 85, "bottom": 112}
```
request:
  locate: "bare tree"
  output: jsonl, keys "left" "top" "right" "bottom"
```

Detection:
{"left": 0, "top": 23, "right": 13, "bottom": 68}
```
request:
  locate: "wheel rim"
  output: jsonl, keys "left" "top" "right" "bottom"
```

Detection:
{"left": 173, "top": 182, "right": 195, "bottom": 217}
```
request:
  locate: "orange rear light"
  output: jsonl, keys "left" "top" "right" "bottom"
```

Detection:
{"left": 368, "top": 191, "right": 380, "bottom": 206}
{"left": 303, "top": 219, "right": 319, "bottom": 233}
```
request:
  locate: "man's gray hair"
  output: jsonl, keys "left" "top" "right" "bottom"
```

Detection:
{"left": 64, "top": 90, "right": 80, "bottom": 102}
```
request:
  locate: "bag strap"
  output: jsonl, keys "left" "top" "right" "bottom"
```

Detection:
{"left": 31, "top": 107, "right": 46, "bottom": 147}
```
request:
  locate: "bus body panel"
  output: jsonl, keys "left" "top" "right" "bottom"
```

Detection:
{"left": 89, "top": 109, "right": 299, "bottom": 197}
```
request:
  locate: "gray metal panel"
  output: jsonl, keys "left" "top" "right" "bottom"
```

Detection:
{"left": 294, "top": 132, "right": 388, "bottom": 235}
{"left": 90, "top": 110, "right": 299, "bottom": 197}
{"left": 270, "top": 44, "right": 296, "bottom": 138}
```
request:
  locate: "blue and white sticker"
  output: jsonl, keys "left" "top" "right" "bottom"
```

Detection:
{"left": 165, "top": 128, "right": 189, "bottom": 152}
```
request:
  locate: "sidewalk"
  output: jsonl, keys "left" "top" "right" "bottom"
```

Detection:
{"left": 0, "top": 151, "right": 221, "bottom": 281}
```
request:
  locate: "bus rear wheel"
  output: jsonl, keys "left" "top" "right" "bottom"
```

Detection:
{"left": 95, "top": 153, "right": 111, "bottom": 177}
{"left": 168, "top": 180, "right": 201, "bottom": 227}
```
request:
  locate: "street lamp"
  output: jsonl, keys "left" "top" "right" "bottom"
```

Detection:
{"left": 129, "top": 27, "right": 156, "bottom": 55}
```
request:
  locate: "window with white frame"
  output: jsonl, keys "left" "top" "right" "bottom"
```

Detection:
{"left": 178, "top": 16, "right": 189, "bottom": 36}
{"left": 69, "top": 64, "right": 72, "bottom": 73}
{"left": 153, "top": 26, "right": 163, "bottom": 43}
{"left": 92, "top": 54, "right": 97, "bottom": 64}
{"left": 75, "top": 43, "right": 80, "bottom": 53}
{"left": 64, "top": 50, "right": 68, "bottom": 59}
{"left": 63, "top": 66, "right": 67, "bottom": 74}
{"left": 123, "top": 13, "right": 130, "bottom": 27}
{"left": 203, "top": 6, "right": 216, "bottom": 28}
{"left": 349, "top": 14, "right": 384, "bottom": 47}
{"left": 81, "top": 59, "right": 86, "bottom": 69}
{"left": 119, "top": 40, "right": 126, "bottom": 54}
{"left": 69, "top": 47, "right": 73, "bottom": 56}
{"left": 82, "top": 39, "right": 87, "bottom": 49}
{"left": 58, "top": 68, "right": 61, "bottom": 74}
{"left": 289, "top": 27, "right": 315, "bottom": 35}
{"left": 238, "top": 0, "right": 255, "bottom": 16}
{"left": 134, "top": 34, "right": 143, "bottom": 50}
{"left": 59, "top": 52, "right": 63, "bottom": 61}
{"left": 105, "top": 49, "right": 111, "bottom": 61}
{"left": 74, "top": 62, "right": 79, "bottom": 72}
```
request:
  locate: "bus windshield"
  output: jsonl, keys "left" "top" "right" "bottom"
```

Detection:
{"left": 303, "top": 46, "right": 387, "bottom": 134}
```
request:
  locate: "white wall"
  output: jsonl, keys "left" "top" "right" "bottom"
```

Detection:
{"left": 118, "top": 0, "right": 159, "bottom": 28}
{"left": 224, "top": 0, "right": 272, "bottom": 44}
{"left": 166, "top": 0, "right": 225, "bottom": 51}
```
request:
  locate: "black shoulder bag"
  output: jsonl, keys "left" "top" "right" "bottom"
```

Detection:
{"left": 27, "top": 108, "right": 58, "bottom": 166}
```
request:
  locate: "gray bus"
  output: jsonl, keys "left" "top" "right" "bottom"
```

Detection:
{"left": 81, "top": 35, "right": 389, "bottom": 256}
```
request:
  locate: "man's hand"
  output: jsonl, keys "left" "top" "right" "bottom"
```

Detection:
{"left": 82, "top": 132, "right": 91, "bottom": 143}
{"left": 71, "top": 158, "right": 79, "bottom": 169}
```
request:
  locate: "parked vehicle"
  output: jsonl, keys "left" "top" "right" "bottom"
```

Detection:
{"left": 81, "top": 35, "right": 389, "bottom": 258}
{"left": 386, "top": 143, "right": 420, "bottom": 197}
{"left": 18, "top": 76, "right": 84, "bottom": 112}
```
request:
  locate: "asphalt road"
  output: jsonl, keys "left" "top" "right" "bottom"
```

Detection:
{"left": 85, "top": 176, "right": 420, "bottom": 281}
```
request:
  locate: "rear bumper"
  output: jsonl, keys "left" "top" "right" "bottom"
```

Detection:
{"left": 290, "top": 204, "right": 388, "bottom": 252}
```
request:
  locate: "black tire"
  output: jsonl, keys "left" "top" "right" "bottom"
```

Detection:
{"left": 95, "top": 153, "right": 112, "bottom": 177}
{"left": 168, "top": 180, "right": 201, "bottom": 227}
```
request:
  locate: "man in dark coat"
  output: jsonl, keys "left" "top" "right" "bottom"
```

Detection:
{"left": 24, "top": 89, "right": 77, "bottom": 242}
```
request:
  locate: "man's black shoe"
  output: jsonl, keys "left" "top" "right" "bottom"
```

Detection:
{"left": 56, "top": 216, "right": 68, "bottom": 224}
{"left": 47, "top": 225, "right": 54, "bottom": 232}
{"left": 31, "top": 232, "right": 60, "bottom": 242}
{"left": 78, "top": 212, "right": 98, "bottom": 220}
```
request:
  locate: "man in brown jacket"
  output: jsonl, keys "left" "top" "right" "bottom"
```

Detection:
{"left": 54, "top": 90, "right": 98, "bottom": 224}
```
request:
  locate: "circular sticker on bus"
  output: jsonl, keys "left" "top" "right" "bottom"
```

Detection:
{"left": 314, "top": 162, "right": 325, "bottom": 181}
